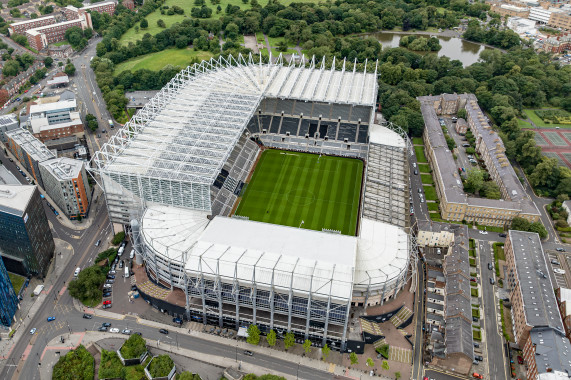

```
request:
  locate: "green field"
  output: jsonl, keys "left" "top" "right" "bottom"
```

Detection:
{"left": 523, "top": 109, "right": 570, "bottom": 129}
{"left": 114, "top": 48, "right": 213, "bottom": 73}
{"left": 8, "top": 272, "right": 25, "bottom": 294}
{"left": 235, "top": 150, "right": 363, "bottom": 236}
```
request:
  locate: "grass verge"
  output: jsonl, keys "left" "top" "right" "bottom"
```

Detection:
{"left": 420, "top": 174, "right": 434, "bottom": 185}
{"left": 423, "top": 186, "right": 437, "bottom": 201}
{"left": 8, "top": 272, "right": 25, "bottom": 293}
{"left": 414, "top": 146, "right": 428, "bottom": 163}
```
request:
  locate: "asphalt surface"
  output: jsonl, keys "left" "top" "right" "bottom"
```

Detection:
{"left": 478, "top": 241, "right": 507, "bottom": 380}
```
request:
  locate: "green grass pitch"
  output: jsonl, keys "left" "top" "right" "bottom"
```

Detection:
{"left": 235, "top": 150, "right": 363, "bottom": 236}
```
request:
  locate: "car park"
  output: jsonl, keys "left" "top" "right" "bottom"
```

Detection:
{"left": 159, "top": 329, "right": 169, "bottom": 334}
{"left": 30, "top": 328, "right": 37, "bottom": 334}
{"left": 47, "top": 316, "right": 56, "bottom": 322}
{"left": 83, "top": 314, "right": 93, "bottom": 319}
{"left": 109, "top": 328, "right": 120, "bottom": 333}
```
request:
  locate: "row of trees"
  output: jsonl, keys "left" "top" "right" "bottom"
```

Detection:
{"left": 2, "top": 53, "right": 35, "bottom": 77}
{"left": 65, "top": 26, "right": 93, "bottom": 51}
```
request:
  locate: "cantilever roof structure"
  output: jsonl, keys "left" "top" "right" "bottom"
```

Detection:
{"left": 90, "top": 54, "right": 378, "bottom": 186}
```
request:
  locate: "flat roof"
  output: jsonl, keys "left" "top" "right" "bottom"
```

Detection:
{"left": 33, "top": 19, "right": 83, "bottom": 33}
{"left": 39, "top": 157, "right": 84, "bottom": 181}
{"left": 509, "top": 230, "right": 563, "bottom": 331}
{"left": 5, "top": 129, "right": 56, "bottom": 163}
{"left": 94, "top": 56, "right": 378, "bottom": 185}
{"left": 47, "top": 76, "right": 69, "bottom": 86}
{"left": 9, "top": 16, "right": 54, "bottom": 27}
{"left": 530, "top": 327, "right": 571, "bottom": 377}
{"left": 368, "top": 123, "right": 405, "bottom": 147}
{"left": 0, "top": 185, "right": 36, "bottom": 216}
{"left": 29, "top": 99, "right": 76, "bottom": 115}
{"left": 0, "top": 166, "right": 20, "bottom": 185}
{"left": 81, "top": 1, "right": 115, "bottom": 9}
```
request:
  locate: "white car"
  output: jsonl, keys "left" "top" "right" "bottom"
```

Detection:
{"left": 479, "top": 231, "right": 488, "bottom": 235}
{"left": 30, "top": 328, "right": 37, "bottom": 334}
{"left": 554, "top": 269, "right": 566, "bottom": 275}
{"left": 109, "top": 328, "right": 120, "bottom": 333}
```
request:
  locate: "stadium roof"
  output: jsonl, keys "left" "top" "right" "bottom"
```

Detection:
{"left": 92, "top": 54, "right": 378, "bottom": 186}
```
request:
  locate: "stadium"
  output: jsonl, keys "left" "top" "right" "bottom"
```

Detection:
{"left": 90, "top": 54, "right": 416, "bottom": 350}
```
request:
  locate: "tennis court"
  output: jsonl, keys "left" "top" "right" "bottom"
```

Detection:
{"left": 544, "top": 152, "right": 567, "bottom": 167}
{"left": 562, "top": 132, "right": 571, "bottom": 144}
{"left": 544, "top": 131, "right": 568, "bottom": 146}
{"left": 563, "top": 153, "right": 571, "bottom": 165}
{"left": 534, "top": 132, "right": 549, "bottom": 146}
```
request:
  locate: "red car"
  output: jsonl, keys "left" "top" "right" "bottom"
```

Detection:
{"left": 103, "top": 300, "right": 111, "bottom": 305}
{"left": 517, "top": 356, "right": 524, "bottom": 364}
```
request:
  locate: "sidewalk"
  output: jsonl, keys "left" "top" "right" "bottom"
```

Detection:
{"left": 72, "top": 298, "right": 393, "bottom": 380}
{"left": 0, "top": 238, "right": 75, "bottom": 362}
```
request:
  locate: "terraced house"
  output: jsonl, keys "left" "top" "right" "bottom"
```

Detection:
{"left": 419, "top": 93, "right": 540, "bottom": 227}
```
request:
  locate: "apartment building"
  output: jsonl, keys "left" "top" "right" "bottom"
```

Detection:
{"left": 539, "top": 33, "right": 571, "bottom": 52}
{"left": 39, "top": 158, "right": 91, "bottom": 219}
{"left": 418, "top": 221, "right": 474, "bottom": 376}
{"left": 0, "top": 185, "right": 54, "bottom": 277}
{"left": 81, "top": 1, "right": 117, "bottom": 16}
{"left": 123, "top": 0, "right": 135, "bottom": 10}
{"left": 25, "top": 18, "right": 86, "bottom": 51}
{"left": 27, "top": 99, "right": 83, "bottom": 142}
{"left": 5, "top": 129, "right": 56, "bottom": 188}
{"left": 505, "top": 230, "right": 571, "bottom": 380}
{"left": 7, "top": 16, "right": 55, "bottom": 35}
{"left": 419, "top": 94, "right": 540, "bottom": 227}
{"left": 555, "top": 287, "right": 571, "bottom": 340}
{"left": 530, "top": 6, "right": 555, "bottom": 23}
{"left": 549, "top": 11, "right": 571, "bottom": 29}
{"left": 0, "top": 114, "right": 19, "bottom": 144}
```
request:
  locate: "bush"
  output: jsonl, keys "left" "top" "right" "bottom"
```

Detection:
{"left": 149, "top": 355, "right": 174, "bottom": 378}
{"left": 98, "top": 350, "right": 123, "bottom": 379}
{"left": 120, "top": 334, "right": 147, "bottom": 359}
{"left": 52, "top": 345, "right": 94, "bottom": 380}
{"left": 473, "top": 330, "right": 482, "bottom": 341}
{"left": 112, "top": 231, "right": 125, "bottom": 245}
{"left": 471, "top": 288, "right": 478, "bottom": 297}
{"left": 95, "top": 248, "right": 117, "bottom": 265}
{"left": 376, "top": 344, "right": 389, "bottom": 359}
{"left": 68, "top": 266, "right": 106, "bottom": 307}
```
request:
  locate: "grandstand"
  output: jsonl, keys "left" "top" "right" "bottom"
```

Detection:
{"left": 90, "top": 54, "right": 415, "bottom": 350}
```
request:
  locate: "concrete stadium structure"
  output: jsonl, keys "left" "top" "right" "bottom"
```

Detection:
{"left": 90, "top": 54, "right": 416, "bottom": 349}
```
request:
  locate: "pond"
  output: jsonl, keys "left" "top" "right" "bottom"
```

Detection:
{"left": 371, "top": 32, "right": 492, "bottom": 67}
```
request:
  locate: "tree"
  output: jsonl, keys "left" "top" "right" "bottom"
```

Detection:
{"left": 349, "top": 352, "right": 358, "bottom": 365}
{"left": 140, "top": 19, "right": 148, "bottom": 29}
{"left": 43, "top": 56, "right": 53, "bottom": 68}
{"left": 366, "top": 358, "right": 374, "bottom": 367}
{"left": 157, "top": 19, "right": 166, "bottom": 28}
{"left": 466, "top": 168, "right": 484, "bottom": 194}
{"left": 11, "top": 34, "right": 28, "bottom": 47}
{"left": 86, "top": 113, "right": 98, "bottom": 131}
{"left": 381, "top": 360, "right": 390, "bottom": 370}
{"left": 135, "top": 25, "right": 139, "bottom": 34}
{"left": 266, "top": 329, "right": 276, "bottom": 347}
{"left": 65, "top": 63, "right": 76, "bottom": 76}
{"left": 395, "top": 372, "right": 401, "bottom": 379}
{"left": 247, "top": 324, "right": 260, "bottom": 345}
{"left": 2, "top": 60, "right": 20, "bottom": 77}
{"left": 321, "top": 344, "right": 331, "bottom": 361}
{"left": 111, "top": 231, "right": 125, "bottom": 245}
{"left": 480, "top": 181, "right": 501, "bottom": 199}
{"left": 277, "top": 40, "right": 288, "bottom": 52}
{"left": 68, "top": 266, "right": 106, "bottom": 306}
{"left": 303, "top": 339, "right": 311, "bottom": 354}
{"left": 457, "top": 108, "right": 467, "bottom": 119}
{"left": 178, "top": 372, "right": 201, "bottom": 380}
{"left": 529, "top": 222, "right": 548, "bottom": 239}
{"left": 284, "top": 332, "right": 295, "bottom": 350}
{"left": 511, "top": 217, "right": 531, "bottom": 232}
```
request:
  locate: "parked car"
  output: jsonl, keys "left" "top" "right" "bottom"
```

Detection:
{"left": 121, "top": 329, "right": 132, "bottom": 335}
{"left": 557, "top": 248, "right": 566, "bottom": 252}
{"left": 83, "top": 314, "right": 93, "bottom": 319}
{"left": 103, "top": 284, "right": 112, "bottom": 289}
{"left": 517, "top": 356, "right": 524, "bottom": 364}
{"left": 554, "top": 268, "right": 566, "bottom": 275}
{"left": 414, "top": 169, "right": 418, "bottom": 175}
{"left": 103, "top": 292, "right": 112, "bottom": 298}
{"left": 131, "top": 285, "right": 137, "bottom": 291}
{"left": 103, "top": 300, "right": 111, "bottom": 305}
{"left": 119, "top": 261, "right": 124, "bottom": 269}
{"left": 173, "top": 318, "right": 182, "bottom": 324}
{"left": 475, "top": 355, "right": 483, "bottom": 361}
{"left": 105, "top": 279, "right": 115, "bottom": 284}
{"left": 134, "top": 332, "right": 142, "bottom": 336}
{"left": 103, "top": 304, "right": 112, "bottom": 309}
{"left": 159, "top": 329, "right": 169, "bottom": 335}
{"left": 106, "top": 275, "right": 115, "bottom": 280}
{"left": 490, "top": 278, "right": 495, "bottom": 285}
{"left": 109, "top": 328, "right": 120, "bottom": 333}
{"left": 108, "top": 270, "right": 116, "bottom": 275}
{"left": 479, "top": 230, "right": 488, "bottom": 235}
{"left": 551, "top": 260, "right": 561, "bottom": 266}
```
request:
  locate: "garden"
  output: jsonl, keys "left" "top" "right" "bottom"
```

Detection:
{"left": 52, "top": 345, "right": 94, "bottom": 380}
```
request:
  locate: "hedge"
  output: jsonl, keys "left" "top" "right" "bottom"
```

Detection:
{"left": 120, "top": 334, "right": 147, "bottom": 359}
{"left": 52, "top": 345, "right": 94, "bottom": 380}
{"left": 149, "top": 355, "right": 174, "bottom": 378}
{"left": 473, "top": 330, "right": 482, "bottom": 341}
{"left": 98, "top": 350, "right": 123, "bottom": 379}
{"left": 471, "top": 288, "right": 479, "bottom": 297}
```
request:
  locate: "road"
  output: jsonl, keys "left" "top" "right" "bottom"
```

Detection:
{"left": 478, "top": 241, "right": 507, "bottom": 380}
{"left": 412, "top": 259, "right": 425, "bottom": 380}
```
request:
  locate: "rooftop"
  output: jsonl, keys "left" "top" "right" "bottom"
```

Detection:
{"left": 93, "top": 55, "right": 378, "bottom": 186}
{"left": 81, "top": 1, "right": 116, "bottom": 10}
{"left": 509, "top": 230, "right": 563, "bottom": 331}
{"left": 0, "top": 166, "right": 19, "bottom": 185}
{"left": 9, "top": 15, "right": 54, "bottom": 27}
{"left": 530, "top": 327, "right": 571, "bottom": 377}
{"left": 39, "top": 157, "right": 84, "bottom": 181}
{"left": 29, "top": 99, "right": 76, "bottom": 115}
{"left": 5, "top": 129, "right": 56, "bottom": 163}
{"left": 0, "top": 185, "right": 36, "bottom": 216}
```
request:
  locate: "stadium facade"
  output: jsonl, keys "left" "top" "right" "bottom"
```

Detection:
{"left": 90, "top": 55, "right": 415, "bottom": 349}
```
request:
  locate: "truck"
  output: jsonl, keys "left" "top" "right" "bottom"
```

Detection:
{"left": 33, "top": 285, "right": 44, "bottom": 296}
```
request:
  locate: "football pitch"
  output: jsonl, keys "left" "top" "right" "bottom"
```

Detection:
{"left": 235, "top": 150, "right": 363, "bottom": 236}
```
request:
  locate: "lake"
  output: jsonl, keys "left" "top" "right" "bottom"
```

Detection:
{"left": 371, "top": 32, "right": 491, "bottom": 67}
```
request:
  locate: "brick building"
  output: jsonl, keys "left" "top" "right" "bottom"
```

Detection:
{"left": 490, "top": 3, "right": 530, "bottom": 18}
{"left": 25, "top": 18, "right": 86, "bottom": 51}
{"left": 538, "top": 34, "right": 571, "bottom": 53}
{"left": 549, "top": 11, "right": 571, "bottom": 30}
{"left": 27, "top": 99, "right": 83, "bottom": 142}
{"left": 555, "top": 287, "right": 571, "bottom": 340}
{"left": 7, "top": 16, "right": 55, "bottom": 35}
{"left": 454, "top": 118, "right": 468, "bottom": 135}
{"left": 505, "top": 230, "right": 571, "bottom": 380}
{"left": 123, "top": 0, "right": 135, "bottom": 10}
{"left": 2, "top": 62, "right": 44, "bottom": 97}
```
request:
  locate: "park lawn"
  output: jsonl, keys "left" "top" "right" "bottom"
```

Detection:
{"left": 518, "top": 118, "right": 532, "bottom": 129}
{"left": 8, "top": 272, "right": 25, "bottom": 293}
{"left": 114, "top": 48, "right": 213, "bottom": 73}
{"left": 414, "top": 146, "right": 428, "bottom": 163}
{"left": 523, "top": 109, "right": 569, "bottom": 128}
{"left": 412, "top": 137, "right": 423, "bottom": 145}
{"left": 51, "top": 40, "right": 69, "bottom": 47}
{"left": 235, "top": 150, "right": 363, "bottom": 236}
{"left": 427, "top": 202, "right": 439, "bottom": 212}
{"left": 421, "top": 173, "right": 434, "bottom": 184}
{"left": 423, "top": 185, "right": 437, "bottom": 201}
{"left": 418, "top": 163, "right": 431, "bottom": 173}
{"left": 477, "top": 224, "right": 504, "bottom": 233}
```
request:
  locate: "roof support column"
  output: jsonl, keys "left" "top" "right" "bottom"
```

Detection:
{"left": 270, "top": 269, "right": 276, "bottom": 330}
{"left": 304, "top": 263, "right": 317, "bottom": 340}
{"left": 216, "top": 258, "right": 223, "bottom": 328}
{"left": 363, "top": 273, "right": 371, "bottom": 311}
{"left": 233, "top": 262, "right": 240, "bottom": 331}
{"left": 183, "top": 265, "right": 191, "bottom": 321}
{"left": 341, "top": 298, "right": 351, "bottom": 352}
{"left": 199, "top": 259, "right": 207, "bottom": 326}
{"left": 322, "top": 275, "right": 336, "bottom": 347}
{"left": 380, "top": 278, "right": 388, "bottom": 306}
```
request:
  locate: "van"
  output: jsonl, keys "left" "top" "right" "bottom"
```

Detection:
{"left": 129, "top": 250, "right": 135, "bottom": 259}
{"left": 124, "top": 266, "right": 129, "bottom": 278}
{"left": 33, "top": 285, "right": 44, "bottom": 296}
{"left": 74, "top": 267, "right": 81, "bottom": 277}
{"left": 437, "top": 248, "right": 441, "bottom": 255}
